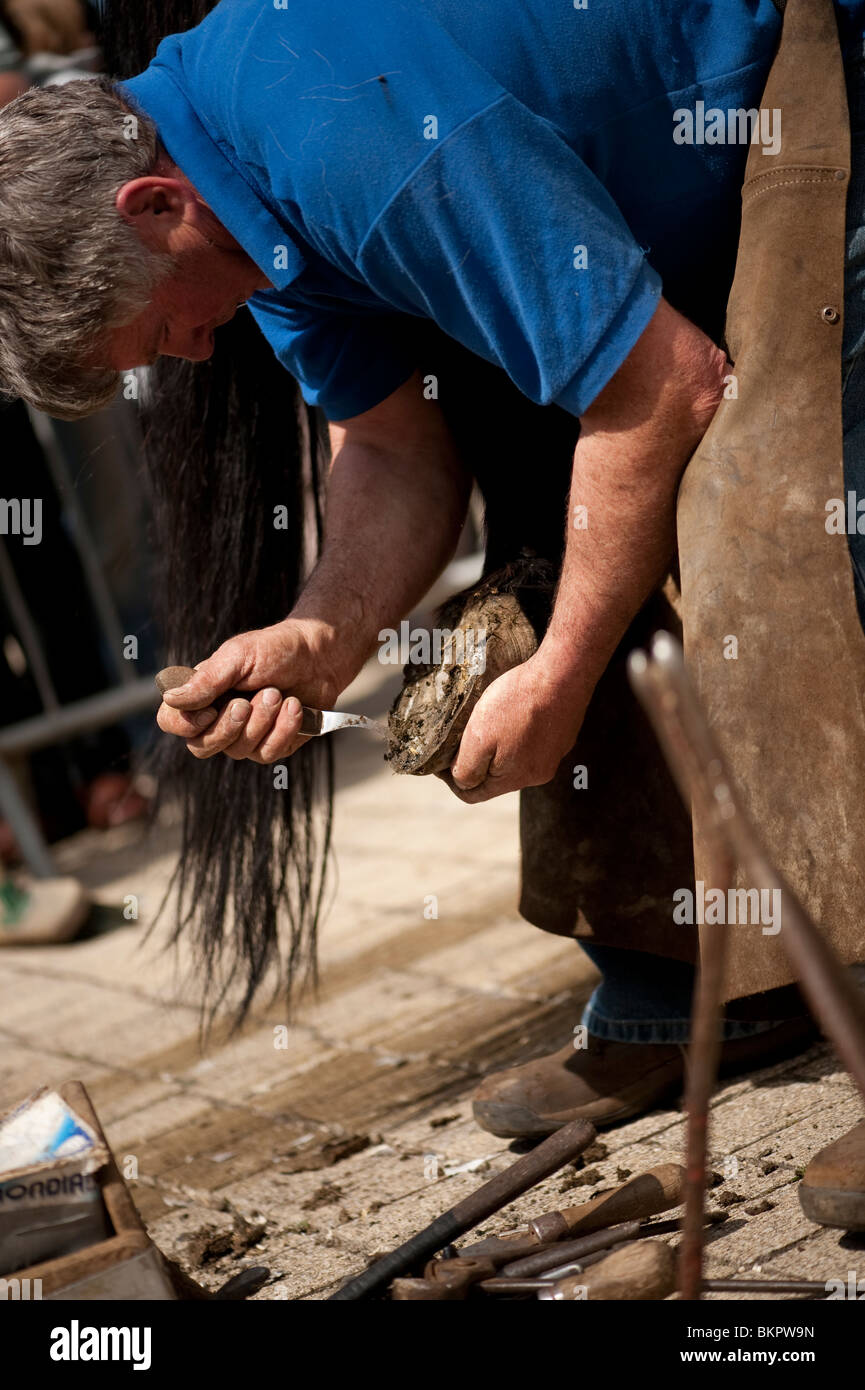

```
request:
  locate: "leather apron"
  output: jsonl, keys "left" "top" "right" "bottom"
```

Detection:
{"left": 678, "top": 0, "right": 865, "bottom": 1000}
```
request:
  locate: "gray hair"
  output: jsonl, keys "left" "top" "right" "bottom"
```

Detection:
{"left": 0, "top": 74, "right": 173, "bottom": 420}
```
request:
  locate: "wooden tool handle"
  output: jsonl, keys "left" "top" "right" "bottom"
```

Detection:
{"left": 544, "top": 1240, "right": 677, "bottom": 1301}
{"left": 531, "top": 1163, "right": 686, "bottom": 1243}
{"left": 155, "top": 665, "right": 320, "bottom": 735}
{"left": 154, "top": 665, "right": 199, "bottom": 696}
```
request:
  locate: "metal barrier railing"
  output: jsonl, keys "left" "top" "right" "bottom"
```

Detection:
{"left": 0, "top": 402, "right": 158, "bottom": 878}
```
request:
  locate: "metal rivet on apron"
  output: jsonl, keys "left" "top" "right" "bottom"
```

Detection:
{"left": 835, "top": 168, "right": 847, "bottom": 180}
{"left": 822, "top": 306, "right": 841, "bottom": 324}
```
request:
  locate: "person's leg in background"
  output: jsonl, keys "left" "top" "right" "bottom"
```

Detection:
{"left": 0, "top": 870, "right": 89, "bottom": 945}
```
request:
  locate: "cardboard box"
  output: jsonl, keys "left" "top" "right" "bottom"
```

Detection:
{"left": 2, "top": 1082, "right": 176, "bottom": 1301}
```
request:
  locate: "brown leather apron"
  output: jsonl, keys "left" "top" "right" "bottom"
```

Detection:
{"left": 678, "top": 0, "right": 865, "bottom": 1000}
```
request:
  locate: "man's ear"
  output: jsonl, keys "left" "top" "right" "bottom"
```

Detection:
{"left": 116, "top": 176, "right": 187, "bottom": 239}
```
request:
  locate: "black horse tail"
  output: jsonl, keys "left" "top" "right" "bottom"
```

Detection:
{"left": 101, "top": 0, "right": 334, "bottom": 1028}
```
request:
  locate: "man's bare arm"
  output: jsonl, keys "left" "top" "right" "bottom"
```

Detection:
{"left": 158, "top": 370, "right": 469, "bottom": 761}
{"left": 292, "top": 371, "right": 470, "bottom": 677}
{"left": 449, "top": 297, "right": 729, "bottom": 799}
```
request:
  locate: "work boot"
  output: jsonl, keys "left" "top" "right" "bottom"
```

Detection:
{"left": 472, "top": 1018, "right": 818, "bottom": 1137}
{"left": 799, "top": 1120, "right": 865, "bottom": 1231}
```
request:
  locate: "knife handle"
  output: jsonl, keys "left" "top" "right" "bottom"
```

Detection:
{"left": 155, "top": 665, "right": 321, "bottom": 735}
{"left": 299, "top": 706, "right": 323, "bottom": 736}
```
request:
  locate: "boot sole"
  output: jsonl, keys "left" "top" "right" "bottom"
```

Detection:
{"left": 799, "top": 1182, "right": 865, "bottom": 1232}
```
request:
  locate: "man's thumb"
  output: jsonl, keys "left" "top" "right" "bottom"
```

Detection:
{"left": 160, "top": 649, "right": 242, "bottom": 708}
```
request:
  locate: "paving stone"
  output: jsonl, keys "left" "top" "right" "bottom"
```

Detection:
{"left": 1, "top": 714, "right": 862, "bottom": 1301}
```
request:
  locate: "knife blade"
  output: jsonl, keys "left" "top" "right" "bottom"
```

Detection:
{"left": 300, "top": 707, "right": 387, "bottom": 739}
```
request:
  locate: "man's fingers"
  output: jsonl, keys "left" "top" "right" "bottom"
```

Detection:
{"left": 438, "top": 767, "right": 508, "bottom": 804}
{"left": 158, "top": 689, "right": 307, "bottom": 763}
{"left": 157, "top": 702, "right": 218, "bottom": 738}
{"left": 450, "top": 739, "right": 494, "bottom": 791}
{"left": 184, "top": 697, "right": 252, "bottom": 758}
{"left": 453, "top": 782, "right": 500, "bottom": 804}
{"left": 252, "top": 696, "right": 307, "bottom": 763}
{"left": 223, "top": 688, "right": 283, "bottom": 760}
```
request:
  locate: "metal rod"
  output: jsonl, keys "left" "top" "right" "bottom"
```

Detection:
{"left": 704, "top": 1278, "right": 830, "bottom": 1297}
{"left": 499, "top": 1221, "right": 642, "bottom": 1278}
{"left": 628, "top": 635, "right": 734, "bottom": 1301}
{"left": 27, "top": 406, "right": 134, "bottom": 687}
{"left": 627, "top": 630, "right": 865, "bottom": 1301}
{"left": 0, "top": 758, "right": 56, "bottom": 878}
{"left": 0, "top": 538, "right": 59, "bottom": 710}
{"left": 637, "top": 633, "right": 865, "bottom": 1100}
{"left": 0, "top": 677, "right": 159, "bottom": 756}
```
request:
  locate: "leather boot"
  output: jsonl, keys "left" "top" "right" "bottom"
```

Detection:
{"left": 472, "top": 1018, "right": 817, "bottom": 1137}
{"left": 799, "top": 1119, "right": 865, "bottom": 1231}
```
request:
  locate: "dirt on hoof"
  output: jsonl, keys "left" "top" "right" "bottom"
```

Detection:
{"left": 386, "top": 556, "right": 555, "bottom": 776}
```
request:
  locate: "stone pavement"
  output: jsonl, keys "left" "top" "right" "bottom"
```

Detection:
{"left": 0, "top": 658, "right": 862, "bottom": 1301}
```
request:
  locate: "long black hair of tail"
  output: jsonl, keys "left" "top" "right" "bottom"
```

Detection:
{"left": 101, "top": 0, "right": 334, "bottom": 1029}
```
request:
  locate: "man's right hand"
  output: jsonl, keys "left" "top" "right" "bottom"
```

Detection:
{"left": 158, "top": 372, "right": 470, "bottom": 765}
{"left": 156, "top": 617, "right": 350, "bottom": 763}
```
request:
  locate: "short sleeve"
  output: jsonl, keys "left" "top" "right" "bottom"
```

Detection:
{"left": 247, "top": 293, "right": 417, "bottom": 421}
{"left": 356, "top": 95, "right": 663, "bottom": 417}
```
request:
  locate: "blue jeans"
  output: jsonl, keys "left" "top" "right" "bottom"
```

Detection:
{"left": 582, "top": 39, "right": 865, "bottom": 1046}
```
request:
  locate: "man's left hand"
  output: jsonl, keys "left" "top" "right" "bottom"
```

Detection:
{"left": 442, "top": 655, "right": 587, "bottom": 803}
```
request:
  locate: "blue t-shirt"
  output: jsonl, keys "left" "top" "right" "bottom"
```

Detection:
{"left": 121, "top": 0, "right": 865, "bottom": 421}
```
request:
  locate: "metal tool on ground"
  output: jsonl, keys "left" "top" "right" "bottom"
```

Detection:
{"left": 704, "top": 1278, "right": 831, "bottom": 1297}
{"left": 536, "top": 1246, "right": 632, "bottom": 1278}
{"left": 497, "top": 1221, "right": 642, "bottom": 1278}
{"left": 155, "top": 666, "right": 386, "bottom": 738}
{"left": 395, "top": 1238, "right": 635, "bottom": 1300}
{"left": 479, "top": 1278, "right": 563, "bottom": 1296}
{"left": 459, "top": 1162, "right": 685, "bottom": 1261}
{"left": 529, "top": 1162, "right": 685, "bottom": 1243}
{"left": 628, "top": 631, "right": 865, "bottom": 1300}
{"left": 480, "top": 1245, "right": 634, "bottom": 1292}
{"left": 390, "top": 1256, "right": 497, "bottom": 1301}
{"left": 458, "top": 1208, "right": 725, "bottom": 1276}
{"left": 328, "top": 1117, "right": 596, "bottom": 1300}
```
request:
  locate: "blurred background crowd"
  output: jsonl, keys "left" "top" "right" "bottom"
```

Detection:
{"left": 0, "top": 0, "right": 158, "bottom": 943}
